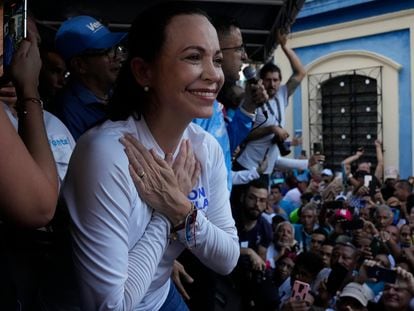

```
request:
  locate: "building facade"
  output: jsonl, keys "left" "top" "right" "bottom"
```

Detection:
{"left": 277, "top": 0, "right": 414, "bottom": 176}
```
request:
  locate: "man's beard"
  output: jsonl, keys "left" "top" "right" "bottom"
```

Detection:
{"left": 243, "top": 208, "right": 261, "bottom": 220}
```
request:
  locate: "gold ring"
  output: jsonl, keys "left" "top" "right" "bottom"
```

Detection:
{"left": 138, "top": 171, "right": 146, "bottom": 178}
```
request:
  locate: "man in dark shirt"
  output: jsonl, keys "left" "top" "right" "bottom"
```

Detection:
{"left": 232, "top": 179, "right": 274, "bottom": 310}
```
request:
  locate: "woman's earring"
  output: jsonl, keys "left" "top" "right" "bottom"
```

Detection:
{"left": 143, "top": 86, "right": 149, "bottom": 92}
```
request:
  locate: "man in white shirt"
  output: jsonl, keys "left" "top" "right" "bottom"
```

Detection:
{"left": 235, "top": 31, "right": 306, "bottom": 175}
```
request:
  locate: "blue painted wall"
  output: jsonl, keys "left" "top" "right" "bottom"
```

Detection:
{"left": 299, "top": 0, "right": 376, "bottom": 18}
{"left": 290, "top": 29, "right": 412, "bottom": 175}
{"left": 294, "top": 0, "right": 414, "bottom": 33}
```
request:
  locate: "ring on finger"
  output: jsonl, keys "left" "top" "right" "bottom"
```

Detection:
{"left": 138, "top": 171, "right": 146, "bottom": 178}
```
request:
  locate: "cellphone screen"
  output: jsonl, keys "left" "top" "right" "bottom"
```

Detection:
{"left": 364, "top": 175, "right": 372, "bottom": 188}
{"left": 1, "top": 0, "right": 27, "bottom": 78}
{"left": 313, "top": 142, "right": 323, "bottom": 154}
{"left": 367, "top": 266, "right": 397, "bottom": 283}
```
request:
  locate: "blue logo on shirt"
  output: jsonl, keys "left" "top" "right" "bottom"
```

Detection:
{"left": 49, "top": 138, "right": 70, "bottom": 147}
{"left": 188, "top": 187, "right": 209, "bottom": 210}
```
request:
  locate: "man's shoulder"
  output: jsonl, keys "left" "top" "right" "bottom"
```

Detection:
{"left": 257, "top": 216, "right": 273, "bottom": 233}
{"left": 56, "top": 81, "right": 101, "bottom": 108}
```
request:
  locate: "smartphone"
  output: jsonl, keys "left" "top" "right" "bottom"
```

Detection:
{"left": 1, "top": 0, "right": 28, "bottom": 79}
{"left": 291, "top": 280, "right": 310, "bottom": 301}
{"left": 326, "top": 263, "right": 349, "bottom": 295}
{"left": 313, "top": 142, "right": 323, "bottom": 155}
{"left": 367, "top": 266, "right": 397, "bottom": 283}
{"left": 369, "top": 177, "right": 377, "bottom": 196}
{"left": 364, "top": 175, "right": 372, "bottom": 188}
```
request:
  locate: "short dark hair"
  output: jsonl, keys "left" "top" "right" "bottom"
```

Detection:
{"left": 396, "top": 180, "right": 413, "bottom": 193}
{"left": 259, "top": 62, "right": 282, "bottom": 80}
{"left": 312, "top": 228, "right": 328, "bottom": 239}
{"left": 322, "top": 239, "right": 335, "bottom": 247}
{"left": 294, "top": 252, "right": 324, "bottom": 277}
{"left": 247, "top": 178, "right": 268, "bottom": 191}
{"left": 108, "top": 2, "right": 210, "bottom": 120}
{"left": 211, "top": 15, "right": 240, "bottom": 37}
{"left": 270, "top": 183, "right": 281, "bottom": 191}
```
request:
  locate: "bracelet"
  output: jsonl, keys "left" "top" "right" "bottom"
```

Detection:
{"left": 184, "top": 208, "right": 198, "bottom": 248}
{"left": 17, "top": 98, "right": 44, "bottom": 115}
{"left": 171, "top": 202, "right": 195, "bottom": 232}
{"left": 169, "top": 203, "right": 198, "bottom": 248}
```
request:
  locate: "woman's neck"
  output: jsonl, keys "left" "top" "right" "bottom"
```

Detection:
{"left": 144, "top": 109, "right": 189, "bottom": 154}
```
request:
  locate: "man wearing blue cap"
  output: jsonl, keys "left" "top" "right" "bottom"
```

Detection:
{"left": 54, "top": 16, "right": 126, "bottom": 140}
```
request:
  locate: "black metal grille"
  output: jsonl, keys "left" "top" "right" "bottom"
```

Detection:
{"left": 308, "top": 67, "right": 383, "bottom": 172}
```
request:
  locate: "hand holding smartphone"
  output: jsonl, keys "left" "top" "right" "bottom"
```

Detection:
{"left": 1, "top": 0, "right": 28, "bottom": 80}
{"left": 291, "top": 280, "right": 310, "bottom": 301}
{"left": 367, "top": 266, "right": 397, "bottom": 283}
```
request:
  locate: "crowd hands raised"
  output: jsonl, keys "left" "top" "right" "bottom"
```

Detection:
{"left": 227, "top": 137, "right": 414, "bottom": 311}
{"left": 1, "top": 2, "right": 414, "bottom": 311}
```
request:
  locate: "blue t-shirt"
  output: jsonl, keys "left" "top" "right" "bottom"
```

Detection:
{"left": 55, "top": 81, "right": 108, "bottom": 140}
{"left": 193, "top": 100, "right": 253, "bottom": 191}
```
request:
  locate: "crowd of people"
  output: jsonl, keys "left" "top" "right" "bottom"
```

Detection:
{"left": 0, "top": 1, "right": 413, "bottom": 311}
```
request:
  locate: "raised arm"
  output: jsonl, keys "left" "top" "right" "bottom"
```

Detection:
{"left": 0, "top": 34, "right": 58, "bottom": 227}
{"left": 227, "top": 80, "right": 269, "bottom": 153}
{"left": 277, "top": 31, "right": 306, "bottom": 97}
{"left": 341, "top": 148, "right": 364, "bottom": 167}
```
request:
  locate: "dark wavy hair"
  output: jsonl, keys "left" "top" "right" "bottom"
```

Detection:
{"left": 108, "top": 2, "right": 211, "bottom": 121}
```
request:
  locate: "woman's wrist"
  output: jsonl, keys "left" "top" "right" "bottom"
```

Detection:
{"left": 169, "top": 200, "right": 194, "bottom": 228}
{"left": 16, "top": 97, "right": 44, "bottom": 116}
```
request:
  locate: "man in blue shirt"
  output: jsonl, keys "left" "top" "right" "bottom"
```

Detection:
{"left": 54, "top": 16, "right": 126, "bottom": 140}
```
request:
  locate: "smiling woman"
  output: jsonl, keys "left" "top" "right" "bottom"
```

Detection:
{"left": 62, "top": 2, "right": 238, "bottom": 311}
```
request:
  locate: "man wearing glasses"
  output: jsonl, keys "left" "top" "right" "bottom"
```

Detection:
{"left": 193, "top": 17, "right": 269, "bottom": 191}
{"left": 54, "top": 16, "right": 126, "bottom": 140}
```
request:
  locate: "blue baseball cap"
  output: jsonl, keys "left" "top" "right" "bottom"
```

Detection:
{"left": 55, "top": 16, "right": 127, "bottom": 61}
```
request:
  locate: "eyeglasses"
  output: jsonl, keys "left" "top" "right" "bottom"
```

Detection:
{"left": 81, "top": 45, "right": 127, "bottom": 60}
{"left": 221, "top": 43, "right": 246, "bottom": 53}
{"left": 247, "top": 194, "right": 267, "bottom": 204}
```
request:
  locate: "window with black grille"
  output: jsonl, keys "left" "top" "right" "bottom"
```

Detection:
{"left": 308, "top": 67, "right": 383, "bottom": 173}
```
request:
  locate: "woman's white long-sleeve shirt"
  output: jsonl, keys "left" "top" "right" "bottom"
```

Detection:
{"left": 62, "top": 116, "right": 239, "bottom": 311}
